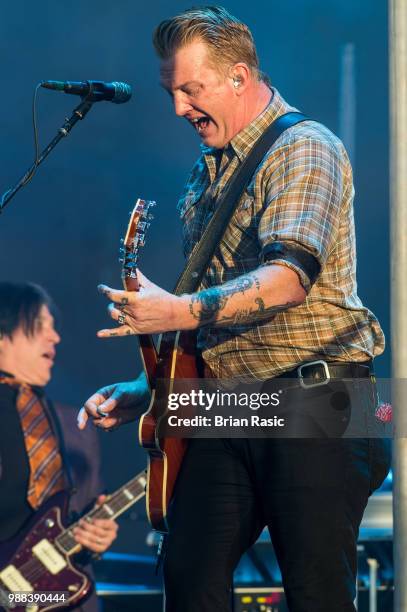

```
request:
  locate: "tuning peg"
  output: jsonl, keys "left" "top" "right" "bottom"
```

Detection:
{"left": 118, "top": 258, "right": 124, "bottom": 264}
{"left": 120, "top": 238, "right": 124, "bottom": 244}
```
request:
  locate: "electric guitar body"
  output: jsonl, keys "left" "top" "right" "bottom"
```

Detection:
{"left": 120, "top": 199, "right": 199, "bottom": 533}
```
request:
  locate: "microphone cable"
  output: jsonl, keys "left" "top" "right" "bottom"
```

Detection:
{"left": 1, "top": 82, "right": 42, "bottom": 207}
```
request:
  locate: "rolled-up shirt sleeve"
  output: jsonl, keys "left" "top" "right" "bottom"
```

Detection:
{"left": 258, "top": 135, "right": 345, "bottom": 292}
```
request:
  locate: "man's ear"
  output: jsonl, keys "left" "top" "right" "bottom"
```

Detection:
{"left": 229, "top": 63, "right": 251, "bottom": 93}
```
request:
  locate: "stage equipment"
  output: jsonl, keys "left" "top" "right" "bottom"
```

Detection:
{"left": 41, "top": 80, "right": 132, "bottom": 104}
{"left": 93, "top": 490, "right": 393, "bottom": 611}
{"left": 1, "top": 80, "right": 131, "bottom": 212}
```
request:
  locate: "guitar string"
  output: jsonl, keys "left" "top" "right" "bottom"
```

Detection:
{"left": 17, "top": 558, "right": 43, "bottom": 581}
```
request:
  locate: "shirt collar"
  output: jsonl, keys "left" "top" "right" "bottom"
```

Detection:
{"left": 229, "top": 87, "right": 298, "bottom": 162}
{"left": 0, "top": 370, "right": 15, "bottom": 379}
{"left": 0, "top": 371, "right": 45, "bottom": 396}
{"left": 200, "top": 87, "right": 298, "bottom": 168}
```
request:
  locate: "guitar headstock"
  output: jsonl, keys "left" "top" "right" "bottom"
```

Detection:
{"left": 120, "top": 198, "right": 156, "bottom": 291}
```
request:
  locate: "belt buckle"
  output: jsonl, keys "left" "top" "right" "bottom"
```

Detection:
{"left": 298, "top": 360, "right": 331, "bottom": 389}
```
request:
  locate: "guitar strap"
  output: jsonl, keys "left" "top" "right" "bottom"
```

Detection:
{"left": 174, "top": 111, "right": 309, "bottom": 296}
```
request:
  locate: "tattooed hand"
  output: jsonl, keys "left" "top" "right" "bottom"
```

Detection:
{"left": 95, "top": 265, "right": 305, "bottom": 336}
{"left": 96, "top": 270, "right": 190, "bottom": 337}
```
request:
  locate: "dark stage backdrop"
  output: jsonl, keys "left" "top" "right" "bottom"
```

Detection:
{"left": 0, "top": 1, "right": 389, "bottom": 554}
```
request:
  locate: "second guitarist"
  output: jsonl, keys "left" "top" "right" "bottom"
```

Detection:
{"left": 0, "top": 282, "right": 118, "bottom": 612}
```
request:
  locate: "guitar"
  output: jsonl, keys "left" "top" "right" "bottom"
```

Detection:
{"left": 0, "top": 471, "right": 147, "bottom": 611}
{"left": 121, "top": 199, "right": 199, "bottom": 533}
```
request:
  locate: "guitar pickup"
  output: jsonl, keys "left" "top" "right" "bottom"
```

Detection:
{"left": 32, "top": 539, "right": 67, "bottom": 574}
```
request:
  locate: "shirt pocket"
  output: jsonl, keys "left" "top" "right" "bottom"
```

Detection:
{"left": 232, "top": 194, "right": 257, "bottom": 233}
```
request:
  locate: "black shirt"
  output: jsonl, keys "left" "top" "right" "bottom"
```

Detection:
{"left": 0, "top": 383, "right": 33, "bottom": 540}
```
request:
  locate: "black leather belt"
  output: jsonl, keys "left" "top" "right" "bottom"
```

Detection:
{"left": 275, "top": 359, "right": 373, "bottom": 390}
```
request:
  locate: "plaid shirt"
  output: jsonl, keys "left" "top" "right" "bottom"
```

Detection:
{"left": 177, "top": 88, "right": 385, "bottom": 380}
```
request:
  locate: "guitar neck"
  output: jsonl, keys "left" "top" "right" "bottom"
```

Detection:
{"left": 56, "top": 471, "right": 147, "bottom": 555}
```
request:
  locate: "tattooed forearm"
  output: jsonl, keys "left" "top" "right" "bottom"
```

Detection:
{"left": 189, "top": 289, "right": 227, "bottom": 322}
{"left": 187, "top": 269, "right": 301, "bottom": 328}
{"left": 189, "top": 273, "right": 260, "bottom": 323}
{"left": 217, "top": 298, "right": 299, "bottom": 326}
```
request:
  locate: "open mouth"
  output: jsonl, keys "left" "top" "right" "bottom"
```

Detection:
{"left": 190, "top": 116, "right": 211, "bottom": 133}
{"left": 42, "top": 352, "right": 55, "bottom": 363}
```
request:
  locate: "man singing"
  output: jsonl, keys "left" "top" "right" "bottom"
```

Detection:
{"left": 79, "top": 7, "right": 391, "bottom": 611}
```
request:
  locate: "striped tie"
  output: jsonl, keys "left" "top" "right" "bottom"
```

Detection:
{"left": 0, "top": 377, "right": 65, "bottom": 509}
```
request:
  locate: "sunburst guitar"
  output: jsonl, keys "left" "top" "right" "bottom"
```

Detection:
{"left": 120, "top": 198, "right": 199, "bottom": 533}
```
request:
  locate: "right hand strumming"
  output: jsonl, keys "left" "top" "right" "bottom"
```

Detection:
{"left": 77, "top": 373, "right": 150, "bottom": 431}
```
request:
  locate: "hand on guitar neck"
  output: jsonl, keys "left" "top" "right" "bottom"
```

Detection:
{"left": 77, "top": 371, "right": 150, "bottom": 431}
{"left": 72, "top": 494, "right": 119, "bottom": 551}
{"left": 96, "top": 269, "right": 191, "bottom": 338}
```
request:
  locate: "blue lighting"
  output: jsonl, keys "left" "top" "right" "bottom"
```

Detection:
{"left": 101, "top": 552, "right": 156, "bottom": 565}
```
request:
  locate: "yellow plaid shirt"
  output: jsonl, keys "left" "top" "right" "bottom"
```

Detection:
{"left": 178, "top": 88, "right": 385, "bottom": 380}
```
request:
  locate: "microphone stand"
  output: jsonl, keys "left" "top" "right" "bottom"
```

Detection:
{"left": 0, "top": 97, "right": 94, "bottom": 213}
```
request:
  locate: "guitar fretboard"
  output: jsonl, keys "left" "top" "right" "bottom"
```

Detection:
{"left": 56, "top": 471, "right": 147, "bottom": 554}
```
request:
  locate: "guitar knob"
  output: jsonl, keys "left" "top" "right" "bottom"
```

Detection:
{"left": 45, "top": 518, "right": 55, "bottom": 528}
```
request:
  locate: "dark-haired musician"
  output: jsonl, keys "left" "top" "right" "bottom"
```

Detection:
{"left": 79, "top": 7, "right": 391, "bottom": 611}
{"left": 0, "top": 282, "right": 118, "bottom": 611}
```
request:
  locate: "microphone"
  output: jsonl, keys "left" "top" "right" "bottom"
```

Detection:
{"left": 41, "top": 80, "right": 132, "bottom": 104}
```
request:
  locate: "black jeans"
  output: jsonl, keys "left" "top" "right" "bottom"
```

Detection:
{"left": 163, "top": 381, "right": 391, "bottom": 612}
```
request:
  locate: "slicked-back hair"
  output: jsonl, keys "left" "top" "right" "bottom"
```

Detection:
{"left": 153, "top": 5, "right": 261, "bottom": 79}
{"left": 0, "top": 282, "right": 54, "bottom": 339}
